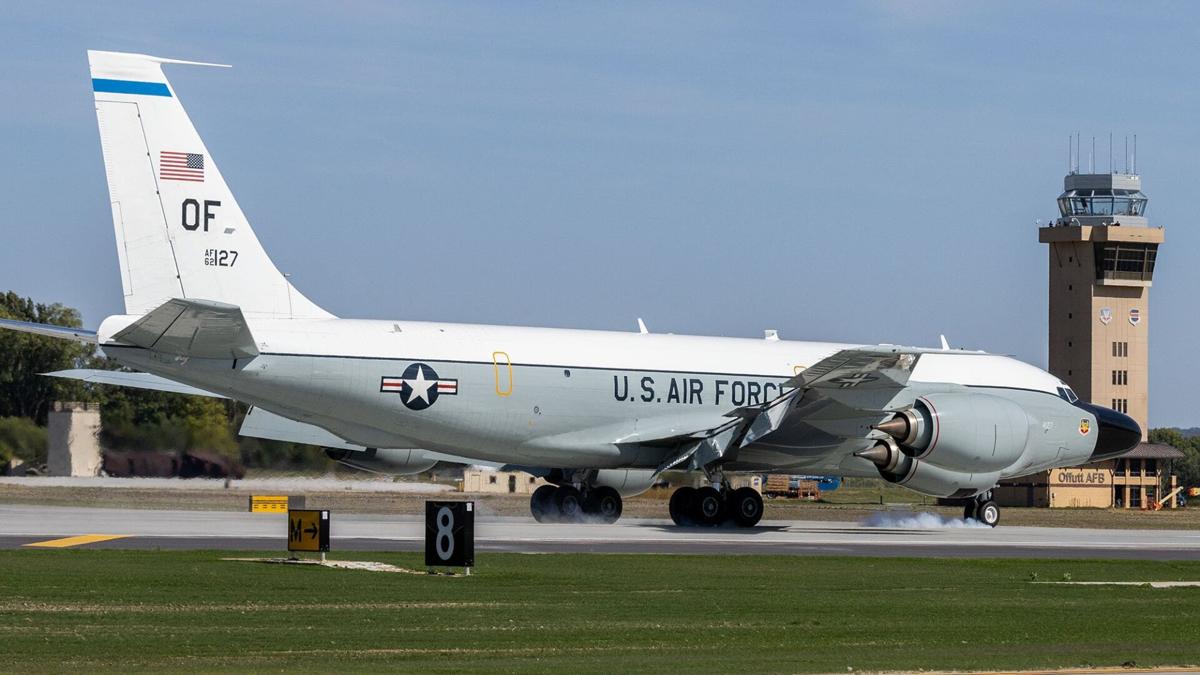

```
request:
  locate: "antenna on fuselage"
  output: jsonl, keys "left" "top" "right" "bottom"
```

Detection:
{"left": 637, "top": 318, "right": 649, "bottom": 334}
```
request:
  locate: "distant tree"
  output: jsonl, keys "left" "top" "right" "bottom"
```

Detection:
{"left": 1150, "top": 428, "right": 1200, "bottom": 489}
{"left": 0, "top": 291, "right": 95, "bottom": 424}
{"left": 98, "top": 385, "right": 239, "bottom": 457}
{"left": 0, "top": 416, "right": 48, "bottom": 464}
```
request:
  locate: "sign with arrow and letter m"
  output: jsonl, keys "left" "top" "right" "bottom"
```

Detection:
{"left": 288, "top": 509, "right": 330, "bottom": 553}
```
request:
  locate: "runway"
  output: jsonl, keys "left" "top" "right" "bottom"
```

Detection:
{"left": 4, "top": 504, "right": 1199, "bottom": 559}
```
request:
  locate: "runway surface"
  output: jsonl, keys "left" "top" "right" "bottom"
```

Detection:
{"left": 4, "top": 504, "right": 1200, "bottom": 559}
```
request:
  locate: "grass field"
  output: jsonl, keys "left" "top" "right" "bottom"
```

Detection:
{"left": 2, "top": 551, "right": 1199, "bottom": 672}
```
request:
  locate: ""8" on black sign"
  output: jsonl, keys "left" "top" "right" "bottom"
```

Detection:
{"left": 424, "top": 501, "right": 474, "bottom": 569}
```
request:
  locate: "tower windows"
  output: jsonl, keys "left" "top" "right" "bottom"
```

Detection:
{"left": 1112, "top": 370, "right": 1128, "bottom": 386}
{"left": 1112, "top": 341, "right": 1129, "bottom": 357}
{"left": 1110, "top": 398, "right": 1129, "bottom": 414}
{"left": 1095, "top": 242, "right": 1158, "bottom": 282}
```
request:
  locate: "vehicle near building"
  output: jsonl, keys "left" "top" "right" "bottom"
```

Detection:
{"left": 762, "top": 474, "right": 839, "bottom": 499}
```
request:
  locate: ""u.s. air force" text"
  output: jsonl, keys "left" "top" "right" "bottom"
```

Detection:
{"left": 612, "top": 375, "right": 786, "bottom": 406}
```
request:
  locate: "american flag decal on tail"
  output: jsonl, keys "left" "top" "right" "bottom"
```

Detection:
{"left": 160, "top": 151, "right": 205, "bottom": 182}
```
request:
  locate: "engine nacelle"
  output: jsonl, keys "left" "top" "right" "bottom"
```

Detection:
{"left": 876, "top": 393, "right": 1030, "bottom": 473}
{"left": 325, "top": 447, "right": 437, "bottom": 475}
{"left": 854, "top": 440, "right": 998, "bottom": 498}
{"left": 895, "top": 459, "right": 999, "bottom": 498}
{"left": 591, "top": 469, "right": 658, "bottom": 497}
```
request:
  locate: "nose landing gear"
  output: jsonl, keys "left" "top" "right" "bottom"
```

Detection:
{"left": 964, "top": 490, "right": 1000, "bottom": 527}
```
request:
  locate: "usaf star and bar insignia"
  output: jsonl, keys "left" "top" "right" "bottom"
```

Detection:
{"left": 381, "top": 363, "right": 458, "bottom": 411}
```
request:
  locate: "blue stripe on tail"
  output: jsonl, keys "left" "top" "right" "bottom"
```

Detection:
{"left": 92, "top": 78, "right": 172, "bottom": 97}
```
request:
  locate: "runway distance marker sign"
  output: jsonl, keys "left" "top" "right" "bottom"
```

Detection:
{"left": 288, "top": 509, "right": 329, "bottom": 553}
{"left": 425, "top": 501, "right": 474, "bottom": 570}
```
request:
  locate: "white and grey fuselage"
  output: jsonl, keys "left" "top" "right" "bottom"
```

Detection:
{"left": 97, "top": 313, "right": 1129, "bottom": 499}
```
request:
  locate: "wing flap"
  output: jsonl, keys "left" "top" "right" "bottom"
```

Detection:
{"left": 644, "top": 347, "right": 930, "bottom": 473}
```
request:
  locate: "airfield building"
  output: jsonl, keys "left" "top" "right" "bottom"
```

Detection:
{"left": 995, "top": 164, "right": 1183, "bottom": 509}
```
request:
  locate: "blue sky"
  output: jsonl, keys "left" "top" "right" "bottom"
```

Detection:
{"left": 1, "top": 2, "right": 1195, "bottom": 426}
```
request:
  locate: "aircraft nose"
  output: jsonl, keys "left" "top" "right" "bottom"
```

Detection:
{"left": 1080, "top": 403, "right": 1142, "bottom": 461}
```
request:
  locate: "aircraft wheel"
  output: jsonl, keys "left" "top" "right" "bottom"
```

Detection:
{"left": 555, "top": 485, "right": 584, "bottom": 522}
{"left": 585, "top": 486, "right": 623, "bottom": 524}
{"left": 530, "top": 485, "right": 558, "bottom": 523}
{"left": 729, "top": 487, "right": 764, "bottom": 528}
{"left": 977, "top": 500, "right": 1000, "bottom": 528}
{"left": 669, "top": 487, "right": 697, "bottom": 526}
{"left": 693, "top": 486, "right": 725, "bottom": 526}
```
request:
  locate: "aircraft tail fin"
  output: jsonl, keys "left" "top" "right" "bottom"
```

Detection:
{"left": 88, "top": 50, "right": 332, "bottom": 320}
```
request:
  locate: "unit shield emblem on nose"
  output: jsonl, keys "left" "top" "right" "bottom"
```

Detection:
{"left": 381, "top": 363, "right": 458, "bottom": 411}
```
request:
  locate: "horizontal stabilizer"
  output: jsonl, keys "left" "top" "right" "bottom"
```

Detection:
{"left": 44, "top": 369, "right": 225, "bottom": 398}
{"left": 0, "top": 318, "right": 97, "bottom": 344}
{"left": 113, "top": 298, "right": 258, "bottom": 359}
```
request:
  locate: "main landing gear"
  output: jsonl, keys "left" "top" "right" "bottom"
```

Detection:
{"left": 529, "top": 484, "right": 623, "bottom": 524}
{"left": 668, "top": 485, "right": 764, "bottom": 528}
{"left": 964, "top": 490, "right": 1000, "bottom": 528}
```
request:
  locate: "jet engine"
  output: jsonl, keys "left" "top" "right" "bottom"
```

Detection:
{"left": 854, "top": 438, "right": 1000, "bottom": 498}
{"left": 324, "top": 447, "right": 437, "bottom": 475}
{"left": 873, "top": 393, "right": 1031, "bottom": 473}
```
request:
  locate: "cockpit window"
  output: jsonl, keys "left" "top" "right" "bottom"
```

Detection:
{"left": 1057, "top": 386, "right": 1079, "bottom": 403}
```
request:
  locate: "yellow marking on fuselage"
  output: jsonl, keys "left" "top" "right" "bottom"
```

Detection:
{"left": 23, "top": 534, "right": 130, "bottom": 548}
{"left": 493, "top": 351, "right": 513, "bottom": 396}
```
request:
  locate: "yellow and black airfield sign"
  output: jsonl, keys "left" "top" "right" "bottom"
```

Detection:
{"left": 249, "top": 495, "right": 288, "bottom": 513}
{"left": 288, "top": 509, "right": 330, "bottom": 552}
{"left": 250, "top": 495, "right": 306, "bottom": 513}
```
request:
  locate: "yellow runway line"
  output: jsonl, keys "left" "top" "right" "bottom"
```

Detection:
{"left": 23, "top": 534, "right": 130, "bottom": 548}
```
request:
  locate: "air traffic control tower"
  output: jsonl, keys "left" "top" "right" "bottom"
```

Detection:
{"left": 1040, "top": 166, "right": 1163, "bottom": 438}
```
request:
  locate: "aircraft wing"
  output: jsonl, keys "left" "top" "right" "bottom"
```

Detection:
{"left": 649, "top": 346, "right": 924, "bottom": 473}
{"left": 113, "top": 298, "right": 258, "bottom": 359}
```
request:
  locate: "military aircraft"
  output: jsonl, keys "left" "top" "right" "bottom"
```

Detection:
{"left": 0, "top": 51, "right": 1141, "bottom": 528}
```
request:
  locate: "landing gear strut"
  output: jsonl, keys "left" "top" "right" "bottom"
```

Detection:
{"left": 529, "top": 483, "right": 623, "bottom": 524}
{"left": 667, "top": 484, "right": 764, "bottom": 528}
{"left": 964, "top": 491, "right": 1000, "bottom": 528}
